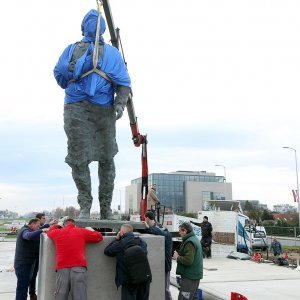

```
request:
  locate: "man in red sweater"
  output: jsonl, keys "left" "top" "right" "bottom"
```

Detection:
{"left": 47, "top": 218, "right": 103, "bottom": 300}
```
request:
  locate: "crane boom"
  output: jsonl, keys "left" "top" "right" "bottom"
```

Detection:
{"left": 102, "top": 0, "right": 148, "bottom": 220}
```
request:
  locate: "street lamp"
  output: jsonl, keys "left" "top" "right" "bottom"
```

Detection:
{"left": 215, "top": 164, "right": 227, "bottom": 200}
{"left": 283, "top": 146, "right": 300, "bottom": 228}
{"left": 114, "top": 189, "right": 122, "bottom": 217}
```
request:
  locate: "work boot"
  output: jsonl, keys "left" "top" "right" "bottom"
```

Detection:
{"left": 78, "top": 208, "right": 90, "bottom": 219}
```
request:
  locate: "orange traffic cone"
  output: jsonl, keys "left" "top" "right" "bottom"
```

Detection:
{"left": 252, "top": 252, "right": 262, "bottom": 262}
{"left": 284, "top": 251, "right": 289, "bottom": 260}
{"left": 231, "top": 292, "right": 248, "bottom": 300}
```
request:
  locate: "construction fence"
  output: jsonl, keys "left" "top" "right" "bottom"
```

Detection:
{"left": 265, "top": 226, "right": 300, "bottom": 238}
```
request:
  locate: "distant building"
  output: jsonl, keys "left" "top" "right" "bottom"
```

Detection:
{"left": 273, "top": 204, "right": 297, "bottom": 213}
{"left": 125, "top": 170, "right": 232, "bottom": 214}
{"left": 203, "top": 200, "right": 243, "bottom": 213}
{"left": 239, "top": 200, "right": 268, "bottom": 211}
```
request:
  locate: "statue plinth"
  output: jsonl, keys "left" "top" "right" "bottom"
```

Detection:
{"left": 74, "top": 219, "right": 146, "bottom": 233}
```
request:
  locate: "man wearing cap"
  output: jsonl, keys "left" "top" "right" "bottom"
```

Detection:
{"left": 173, "top": 222, "right": 203, "bottom": 300}
{"left": 47, "top": 218, "right": 103, "bottom": 300}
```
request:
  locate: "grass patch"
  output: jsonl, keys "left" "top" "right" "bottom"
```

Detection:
{"left": 283, "top": 246, "right": 300, "bottom": 252}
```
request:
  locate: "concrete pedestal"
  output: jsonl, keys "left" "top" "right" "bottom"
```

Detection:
{"left": 38, "top": 234, "right": 165, "bottom": 299}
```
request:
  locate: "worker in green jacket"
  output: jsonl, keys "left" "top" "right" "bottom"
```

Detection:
{"left": 173, "top": 222, "right": 203, "bottom": 300}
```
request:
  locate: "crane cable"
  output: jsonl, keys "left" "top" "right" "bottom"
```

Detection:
{"left": 93, "top": 0, "right": 102, "bottom": 69}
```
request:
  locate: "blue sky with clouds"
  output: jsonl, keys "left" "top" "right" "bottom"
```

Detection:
{"left": 1, "top": 0, "right": 300, "bottom": 214}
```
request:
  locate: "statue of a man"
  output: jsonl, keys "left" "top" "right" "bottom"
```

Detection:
{"left": 53, "top": 9, "right": 131, "bottom": 219}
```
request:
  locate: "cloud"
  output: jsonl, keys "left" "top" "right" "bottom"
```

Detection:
{"left": 1, "top": 0, "right": 300, "bottom": 214}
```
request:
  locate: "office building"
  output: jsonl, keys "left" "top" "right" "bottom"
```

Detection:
{"left": 125, "top": 170, "right": 232, "bottom": 214}
{"left": 239, "top": 200, "right": 268, "bottom": 211}
{"left": 273, "top": 204, "right": 297, "bottom": 213}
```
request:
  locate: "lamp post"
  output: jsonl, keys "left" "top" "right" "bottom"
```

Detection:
{"left": 114, "top": 189, "right": 122, "bottom": 218}
{"left": 215, "top": 164, "right": 227, "bottom": 200}
{"left": 283, "top": 146, "right": 300, "bottom": 228}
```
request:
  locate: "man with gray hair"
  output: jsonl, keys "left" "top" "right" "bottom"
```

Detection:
{"left": 173, "top": 222, "right": 203, "bottom": 300}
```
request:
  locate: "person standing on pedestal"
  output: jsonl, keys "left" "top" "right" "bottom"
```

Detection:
{"left": 147, "top": 184, "right": 160, "bottom": 212}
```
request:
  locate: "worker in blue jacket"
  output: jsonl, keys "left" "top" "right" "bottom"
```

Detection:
{"left": 54, "top": 9, "right": 131, "bottom": 220}
{"left": 14, "top": 219, "right": 49, "bottom": 300}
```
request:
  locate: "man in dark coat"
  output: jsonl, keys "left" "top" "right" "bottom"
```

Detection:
{"left": 14, "top": 218, "right": 49, "bottom": 300}
{"left": 144, "top": 211, "right": 173, "bottom": 300}
{"left": 104, "top": 223, "right": 150, "bottom": 300}
{"left": 28, "top": 213, "right": 57, "bottom": 300}
{"left": 190, "top": 216, "right": 213, "bottom": 258}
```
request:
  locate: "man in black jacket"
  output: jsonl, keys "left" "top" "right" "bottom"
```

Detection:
{"left": 28, "top": 213, "right": 57, "bottom": 300}
{"left": 104, "top": 223, "right": 150, "bottom": 300}
{"left": 190, "top": 216, "right": 213, "bottom": 258}
{"left": 14, "top": 218, "right": 49, "bottom": 300}
{"left": 144, "top": 211, "right": 173, "bottom": 300}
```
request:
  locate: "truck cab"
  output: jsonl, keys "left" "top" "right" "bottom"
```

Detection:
{"left": 245, "top": 225, "right": 268, "bottom": 251}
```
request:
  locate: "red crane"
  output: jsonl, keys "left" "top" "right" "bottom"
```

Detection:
{"left": 101, "top": 0, "right": 148, "bottom": 220}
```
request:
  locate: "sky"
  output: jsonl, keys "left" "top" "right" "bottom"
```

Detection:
{"left": 1, "top": 0, "right": 300, "bottom": 215}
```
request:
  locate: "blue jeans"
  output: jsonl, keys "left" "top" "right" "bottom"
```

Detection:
{"left": 29, "top": 260, "right": 39, "bottom": 296}
{"left": 15, "top": 263, "right": 35, "bottom": 300}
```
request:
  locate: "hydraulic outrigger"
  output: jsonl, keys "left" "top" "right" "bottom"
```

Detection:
{"left": 101, "top": 0, "right": 148, "bottom": 220}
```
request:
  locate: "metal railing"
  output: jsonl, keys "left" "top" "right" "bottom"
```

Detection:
{"left": 264, "top": 226, "right": 300, "bottom": 238}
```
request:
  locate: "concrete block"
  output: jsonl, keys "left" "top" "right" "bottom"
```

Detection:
{"left": 38, "top": 234, "right": 165, "bottom": 299}
{"left": 211, "top": 243, "right": 236, "bottom": 258}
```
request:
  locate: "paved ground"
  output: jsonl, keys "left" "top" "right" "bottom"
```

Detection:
{"left": 1, "top": 240, "right": 300, "bottom": 300}
{"left": 0, "top": 240, "right": 183, "bottom": 300}
{"left": 197, "top": 258, "right": 300, "bottom": 299}
{"left": 0, "top": 241, "right": 16, "bottom": 300}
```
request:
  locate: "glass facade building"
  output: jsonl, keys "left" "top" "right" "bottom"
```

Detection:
{"left": 131, "top": 170, "right": 225, "bottom": 213}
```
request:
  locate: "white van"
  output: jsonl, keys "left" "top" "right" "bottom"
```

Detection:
{"left": 245, "top": 226, "right": 268, "bottom": 251}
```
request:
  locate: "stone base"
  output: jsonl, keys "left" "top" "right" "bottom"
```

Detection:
{"left": 38, "top": 233, "right": 165, "bottom": 299}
